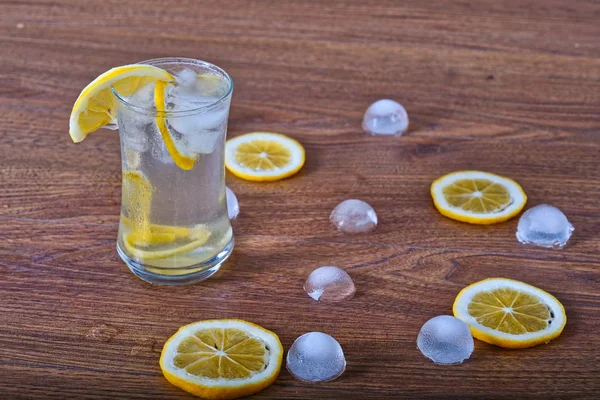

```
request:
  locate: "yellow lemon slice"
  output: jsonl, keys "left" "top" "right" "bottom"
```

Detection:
{"left": 160, "top": 319, "right": 283, "bottom": 400}
{"left": 123, "top": 224, "right": 211, "bottom": 261}
{"left": 121, "top": 170, "right": 154, "bottom": 245}
{"left": 225, "top": 132, "right": 305, "bottom": 181}
{"left": 154, "top": 80, "right": 198, "bottom": 170}
{"left": 69, "top": 64, "right": 173, "bottom": 142}
{"left": 121, "top": 216, "right": 199, "bottom": 246}
{"left": 120, "top": 172, "right": 210, "bottom": 262}
{"left": 431, "top": 170, "right": 527, "bottom": 224}
{"left": 453, "top": 278, "right": 566, "bottom": 348}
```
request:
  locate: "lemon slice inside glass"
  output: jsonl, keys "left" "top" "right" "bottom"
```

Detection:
{"left": 120, "top": 172, "right": 210, "bottom": 262}
{"left": 122, "top": 224, "right": 211, "bottom": 261}
{"left": 121, "top": 170, "right": 154, "bottom": 246}
{"left": 154, "top": 80, "right": 198, "bottom": 170}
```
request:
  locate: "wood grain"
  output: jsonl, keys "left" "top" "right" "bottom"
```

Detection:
{"left": 1, "top": 0, "right": 599, "bottom": 398}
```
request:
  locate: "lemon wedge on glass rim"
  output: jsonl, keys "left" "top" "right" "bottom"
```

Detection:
{"left": 431, "top": 170, "right": 527, "bottom": 224}
{"left": 453, "top": 278, "right": 566, "bottom": 349}
{"left": 68, "top": 64, "right": 173, "bottom": 142}
{"left": 160, "top": 319, "right": 283, "bottom": 399}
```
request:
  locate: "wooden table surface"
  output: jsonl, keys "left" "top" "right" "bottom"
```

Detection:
{"left": 2, "top": 0, "right": 599, "bottom": 398}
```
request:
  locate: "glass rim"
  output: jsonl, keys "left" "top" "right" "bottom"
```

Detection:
{"left": 111, "top": 57, "right": 234, "bottom": 117}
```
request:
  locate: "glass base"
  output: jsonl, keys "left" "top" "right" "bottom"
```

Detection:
{"left": 117, "top": 239, "right": 234, "bottom": 285}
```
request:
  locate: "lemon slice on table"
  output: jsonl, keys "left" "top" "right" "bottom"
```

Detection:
{"left": 69, "top": 64, "right": 173, "bottom": 142}
{"left": 225, "top": 132, "right": 305, "bottom": 181}
{"left": 154, "top": 80, "right": 198, "bottom": 170}
{"left": 160, "top": 319, "right": 283, "bottom": 400}
{"left": 431, "top": 170, "right": 527, "bottom": 224}
{"left": 453, "top": 278, "right": 566, "bottom": 349}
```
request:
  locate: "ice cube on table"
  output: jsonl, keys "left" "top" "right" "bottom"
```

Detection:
{"left": 226, "top": 187, "right": 239, "bottom": 220}
{"left": 286, "top": 332, "right": 346, "bottom": 383}
{"left": 330, "top": 199, "right": 378, "bottom": 234}
{"left": 362, "top": 99, "right": 409, "bottom": 136}
{"left": 417, "top": 315, "right": 474, "bottom": 365}
{"left": 516, "top": 204, "right": 574, "bottom": 248}
{"left": 304, "top": 266, "right": 355, "bottom": 302}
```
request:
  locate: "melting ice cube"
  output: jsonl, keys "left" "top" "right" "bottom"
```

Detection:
{"left": 417, "top": 315, "right": 474, "bottom": 365}
{"left": 362, "top": 99, "right": 409, "bottom": 136}
{"left": 304, "top": 266, "right": 355, "bottom": 302}
{"left": 286, "top": 332, "right": 346, "bottom": 382}
{"left": 516, "top": 204, "right": 574, "bottom": 248}
{"left": 330, "top": 199, "right": 378, "bottom": 234}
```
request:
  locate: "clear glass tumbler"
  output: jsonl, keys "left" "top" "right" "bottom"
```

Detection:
{"left": 113, "top": 57, "right": 234, "bottom": 285}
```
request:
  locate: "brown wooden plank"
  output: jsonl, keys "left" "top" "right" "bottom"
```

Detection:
{"left": 2, "top": 138, "right": 599, "bottom": 260}
{"left": 2, "top": 231, "right": 600, "bottom": 398}
{"left": 1, "top": 0, "right": 599, "bottom": 398}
